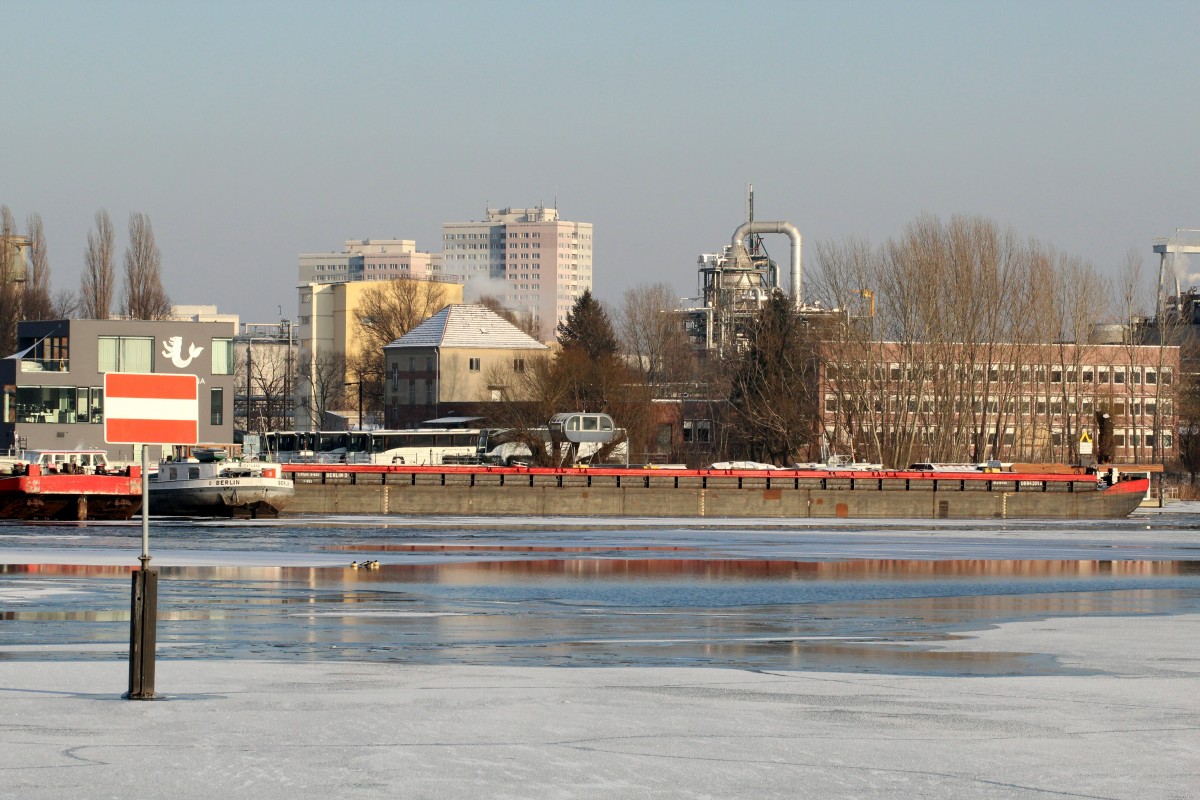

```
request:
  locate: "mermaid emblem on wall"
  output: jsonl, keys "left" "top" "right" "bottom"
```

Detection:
{"left": 162, "top": 336, "right": 205, "bottom": 369}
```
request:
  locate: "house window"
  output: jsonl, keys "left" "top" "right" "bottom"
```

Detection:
{"left": 425, "top": 379, "right": 433, "bottom": 405}
{"left": 210, "top": 387, "right": 224, "bottom": 425}
{"left": 469, "top": 358, "right": 481, "bottom": 372}
{"left": 407, "top": 381, "right": 415, "bottom": 405}
{"left": 513, "top": 358, "right": 525, "bottom": 372}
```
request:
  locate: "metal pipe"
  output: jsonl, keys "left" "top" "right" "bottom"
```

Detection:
{"left": 731, "top": 221, "right": 802, "bottom": 308}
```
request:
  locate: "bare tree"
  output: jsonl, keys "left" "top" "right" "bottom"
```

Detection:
{"left": 235, "top": 344, "right": 294, "bottom": 433}
{"left": 351, "top": 277, "right": 453, "bottom": 423}
{"left": 23, "top": 213, "right": 54, "bottom": 321}
{"left": 121, "top": 212, "right": 172, "bottom": 319}
{"left": 298, "top": 350, "right": 348, "bottom": 430}
{"left": 81, "top": 209, "right": 116, "bottom": 319}
{"left": 51, "top": 288, "right": 79, "bottom": 319}
{"left": 618, "top": 283, "right": 697, "bottom": 387}
{"left": 0, "top": 205, "right": 23, "bottom": 355}
{"left": 811, "top": 215, "right": 1126, "bottom": 468}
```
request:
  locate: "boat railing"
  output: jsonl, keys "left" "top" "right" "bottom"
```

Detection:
{"left": 279, "top": 463, "right": 1124, "bottom": 496}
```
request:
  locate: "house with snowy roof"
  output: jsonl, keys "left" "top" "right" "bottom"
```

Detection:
{"left": 382, "top": 304, "right": 550, "bottom": 427}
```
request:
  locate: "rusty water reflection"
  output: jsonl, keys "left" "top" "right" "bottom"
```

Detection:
{"left": 1, "top": 557, "right": 1198, "bottom": 674}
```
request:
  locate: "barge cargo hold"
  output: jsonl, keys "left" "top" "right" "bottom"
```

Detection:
{"left": 283, "top": 464, "right": 1149, "bottom": 520}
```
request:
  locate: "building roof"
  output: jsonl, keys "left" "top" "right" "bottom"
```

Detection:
{"left": 385, "top": 304, "right": 550, "bottom": 351}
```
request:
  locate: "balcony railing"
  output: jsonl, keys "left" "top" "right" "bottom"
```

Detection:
{"left": 19, "top": 358, "right": 69, "bottom": 372}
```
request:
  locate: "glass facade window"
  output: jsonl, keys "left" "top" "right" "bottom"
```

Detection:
{"left": 210, "top": 387, "right": 224, "bottom": 425}
{"left": 9, "top": 386, "right": 85, "bottom": 424}
{"left": 98, "top": 336, "right": 153, "bottom": 372}
{"left": 211, "top": 338, "right": 233, "bottom": 375}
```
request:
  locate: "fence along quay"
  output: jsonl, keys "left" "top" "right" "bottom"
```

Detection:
{"left": 281, "top": 463, "right": 1147, "bottom": 520}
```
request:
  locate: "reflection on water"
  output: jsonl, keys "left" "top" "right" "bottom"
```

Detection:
{"left": 2, "top": 555, "right": 1199, "bottom": 675}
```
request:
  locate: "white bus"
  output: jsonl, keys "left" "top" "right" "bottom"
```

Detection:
{"left": 261, "top": 429, "right": 485, "bottom": 465}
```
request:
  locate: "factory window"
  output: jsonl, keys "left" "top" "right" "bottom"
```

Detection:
{"left": 1145, "top": 369, "right": 1157, "bottom": 385}
{"left": 1098, "top": 368, "right": 1109, "bottom": 384}
{"left": 1130, "top": 369, "right": 1141, "bottom": 385}
{"left": 1113, "top": 369, "right": 1126, "bottom": 385}
{"left": 1113, "top": 433, "right": 1125, "bottom": 447}
{"left": 1081, "top": 367, "right": 1094, "bottom": 383}
{"left": 1162, "top": 368, "right": 1173, "bottom": 385}
{"left": 1050, "top": 369, "right": 1062, "bottom": 384}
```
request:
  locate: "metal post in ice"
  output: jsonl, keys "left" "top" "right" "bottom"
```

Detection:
{"left": 126, "top": 445, "right": 157, "bottom": 700}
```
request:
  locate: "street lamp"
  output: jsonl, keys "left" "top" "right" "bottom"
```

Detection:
{"left": 344, "top": 379, "right": 363, "bottom": 431}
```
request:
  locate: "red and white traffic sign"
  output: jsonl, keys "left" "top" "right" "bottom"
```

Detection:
{"left": 103, "top": 373, "right": 199, "bottom": 445}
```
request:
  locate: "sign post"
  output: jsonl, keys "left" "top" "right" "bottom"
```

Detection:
{"left": 1079, "top": 429, "right": 1095, "bottom": 467}
{"left": 104, "top": 372, "right": 199, "bottom": 700}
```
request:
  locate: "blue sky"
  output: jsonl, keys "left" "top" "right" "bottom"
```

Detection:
{"left": 3, "top": 0, "right": 1197, "bottom": 322}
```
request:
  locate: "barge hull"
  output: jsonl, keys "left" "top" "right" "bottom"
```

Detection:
{"left": 285, "top": 467, "right": 1147, "bottom": 520}
{"left": 0, "top": 473, "right": 143, "bottom": 521}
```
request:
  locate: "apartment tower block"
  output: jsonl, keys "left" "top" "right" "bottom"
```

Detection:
{"left": 442, "top": 206, "right": 592, "bottom": 340}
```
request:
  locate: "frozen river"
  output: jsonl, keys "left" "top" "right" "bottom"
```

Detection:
{"left": 2, "top": 508, "right": 1199, "bottom": 674}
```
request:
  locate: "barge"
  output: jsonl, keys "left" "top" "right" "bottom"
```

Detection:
{"left": 151, "top": 450, "right": 294, "bottom": 518}
{"left": 0, "top": 464, "right": 143, "bottom": 521}
{"left": 282, "top": 464, "right": 1148, "bottom": 520}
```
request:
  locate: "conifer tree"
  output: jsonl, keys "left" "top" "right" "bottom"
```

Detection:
{"left": 557, "top": 290, "right": 618, "bottom": 360}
